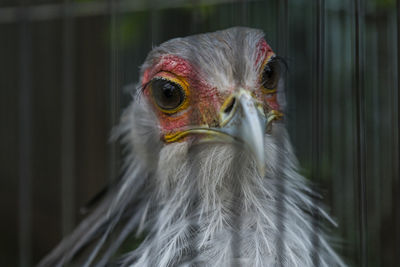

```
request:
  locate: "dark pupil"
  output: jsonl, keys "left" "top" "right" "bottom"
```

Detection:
{"left": 152, "top": 79, "right": 184, "bottom": 110}
{"left": 163, "top": 85, "right": 174, "bottom": 97}
{"left": 262, "top": 61, "right": 279, "bottom": 89}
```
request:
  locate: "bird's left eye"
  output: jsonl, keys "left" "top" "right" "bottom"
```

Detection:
{"left": 150, "top": 78, "right": 186, "bottom": 113}
{"left": 261, "top": 57, "right": 281, "bottom": 91}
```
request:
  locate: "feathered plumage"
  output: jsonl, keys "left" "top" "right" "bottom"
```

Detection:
{"left": 39, "top": 27, "right": 344, "bottom": 267}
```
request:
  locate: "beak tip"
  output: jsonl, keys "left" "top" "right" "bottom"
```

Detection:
{"left": 256, "top": 156, "right": 266, "bottom": 178}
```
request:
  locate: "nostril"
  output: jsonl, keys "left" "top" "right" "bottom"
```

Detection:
{"left": 223, "top": 97, "right": 236, "bottom": 114}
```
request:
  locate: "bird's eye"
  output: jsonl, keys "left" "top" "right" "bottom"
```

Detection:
{"left": 261, "top": 58, "right": 281, "bottom": 90}
{"left": 150, "top": 78, "right": 186, "bottom": 112}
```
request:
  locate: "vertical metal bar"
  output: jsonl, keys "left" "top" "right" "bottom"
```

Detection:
{"left": 185, "top": 3, "right": 201, "bottom": 264}
{"left": 240, "top": 0, "right": 248, "bottom": 26}
{"left": 311, "top": 0, "right": 324, "bottom": 266}
{"left": 18, "top": 2, "right": 32, "bottom": 266}
{"left": 336, "top": 9, "right": 348, "bottom": 261}
{"left": 354, "top": 0, "right": 368, "bottom": 265}
{"left": 61, "top": 0, "right": 76, "bottom": 237}
{"left": 274, "top": 1, "right": 288, "bottom": 266}
{"left": 275, "top": 0, "right": 288, "bottom": 56}
{"left": 396, "top": 1, "right": 400, "bottom": 266}
{"left": 231, "top": 3, "right": 250, "bottom": 265}
{"left": 274, "top": 131, "right": 288, "bottom": 265}
{"left": 150, "top": 4, "right": 159, "bottom": 46}
{"left": 281, "top": 0, "right": 288, "bottom": 56}
{"left": 108, "top": 0, "right": 120, "bottom": 183}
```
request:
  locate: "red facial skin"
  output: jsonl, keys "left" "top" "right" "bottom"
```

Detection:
{"left": 256, "top": 39, "right": 272, "bottom": 65}
{"left": 142, "top": 40, "right": 279, "bottom": 141}
{"left": 142, "top": 55, "right": 223, "bottom": 135}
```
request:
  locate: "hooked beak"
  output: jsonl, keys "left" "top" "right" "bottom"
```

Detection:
{"left": 164, "top": 89, "right": 280, "bottom": 177}
{"left": 214, "top": 89, "right": 267, "bottom": 176}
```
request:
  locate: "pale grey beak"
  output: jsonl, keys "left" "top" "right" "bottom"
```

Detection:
{"left": 214, "top": 89, "right": 267, "bottom": 176}
{"left": 164, "top": 89, "right": 268, "bottom": 176}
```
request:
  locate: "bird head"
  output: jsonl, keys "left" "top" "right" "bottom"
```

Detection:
{"left": 39, "top": 27, "right": 344, "bottom": 267}
{"left": 133, "top": 27, "right": 284, "bottom": 177}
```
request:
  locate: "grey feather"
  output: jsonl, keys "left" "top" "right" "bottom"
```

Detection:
{"left": 38, "top": 27, "right": 345, "bottom": 267}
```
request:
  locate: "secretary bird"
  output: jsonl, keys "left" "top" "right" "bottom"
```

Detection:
{"left": 39, "top": 27, "right": 344, "bottom": 267}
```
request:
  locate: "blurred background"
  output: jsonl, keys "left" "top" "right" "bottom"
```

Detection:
{"left": 0, "top": 0, "right": 399, "bottom": 266}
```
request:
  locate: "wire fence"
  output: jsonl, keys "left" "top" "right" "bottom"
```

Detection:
{"left": 0, "top": 0, "right": 399, "bottom": 266}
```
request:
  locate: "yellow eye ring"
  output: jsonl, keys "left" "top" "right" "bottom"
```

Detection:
{"left": 149, "top": 74, "right": 190, "bottom": 114}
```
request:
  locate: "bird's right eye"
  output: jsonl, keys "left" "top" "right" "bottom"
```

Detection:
{"left": 150, "top": 78, "right": 187, "bottom": 114}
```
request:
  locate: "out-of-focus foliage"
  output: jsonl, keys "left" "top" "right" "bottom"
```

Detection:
{"left": 374, "top": 0, "right": 395, "bottom": 8}
{"left": 119, "top": 12, "right": 150, "bottom": 48}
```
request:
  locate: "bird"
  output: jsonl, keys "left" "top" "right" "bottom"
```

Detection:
{"left": 39, "top": 27, "right": 344, "bottom": 267}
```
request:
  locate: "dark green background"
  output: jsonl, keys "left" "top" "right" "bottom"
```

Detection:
{"left": 0, "top": 0, "right": 398, "bottom": 266}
